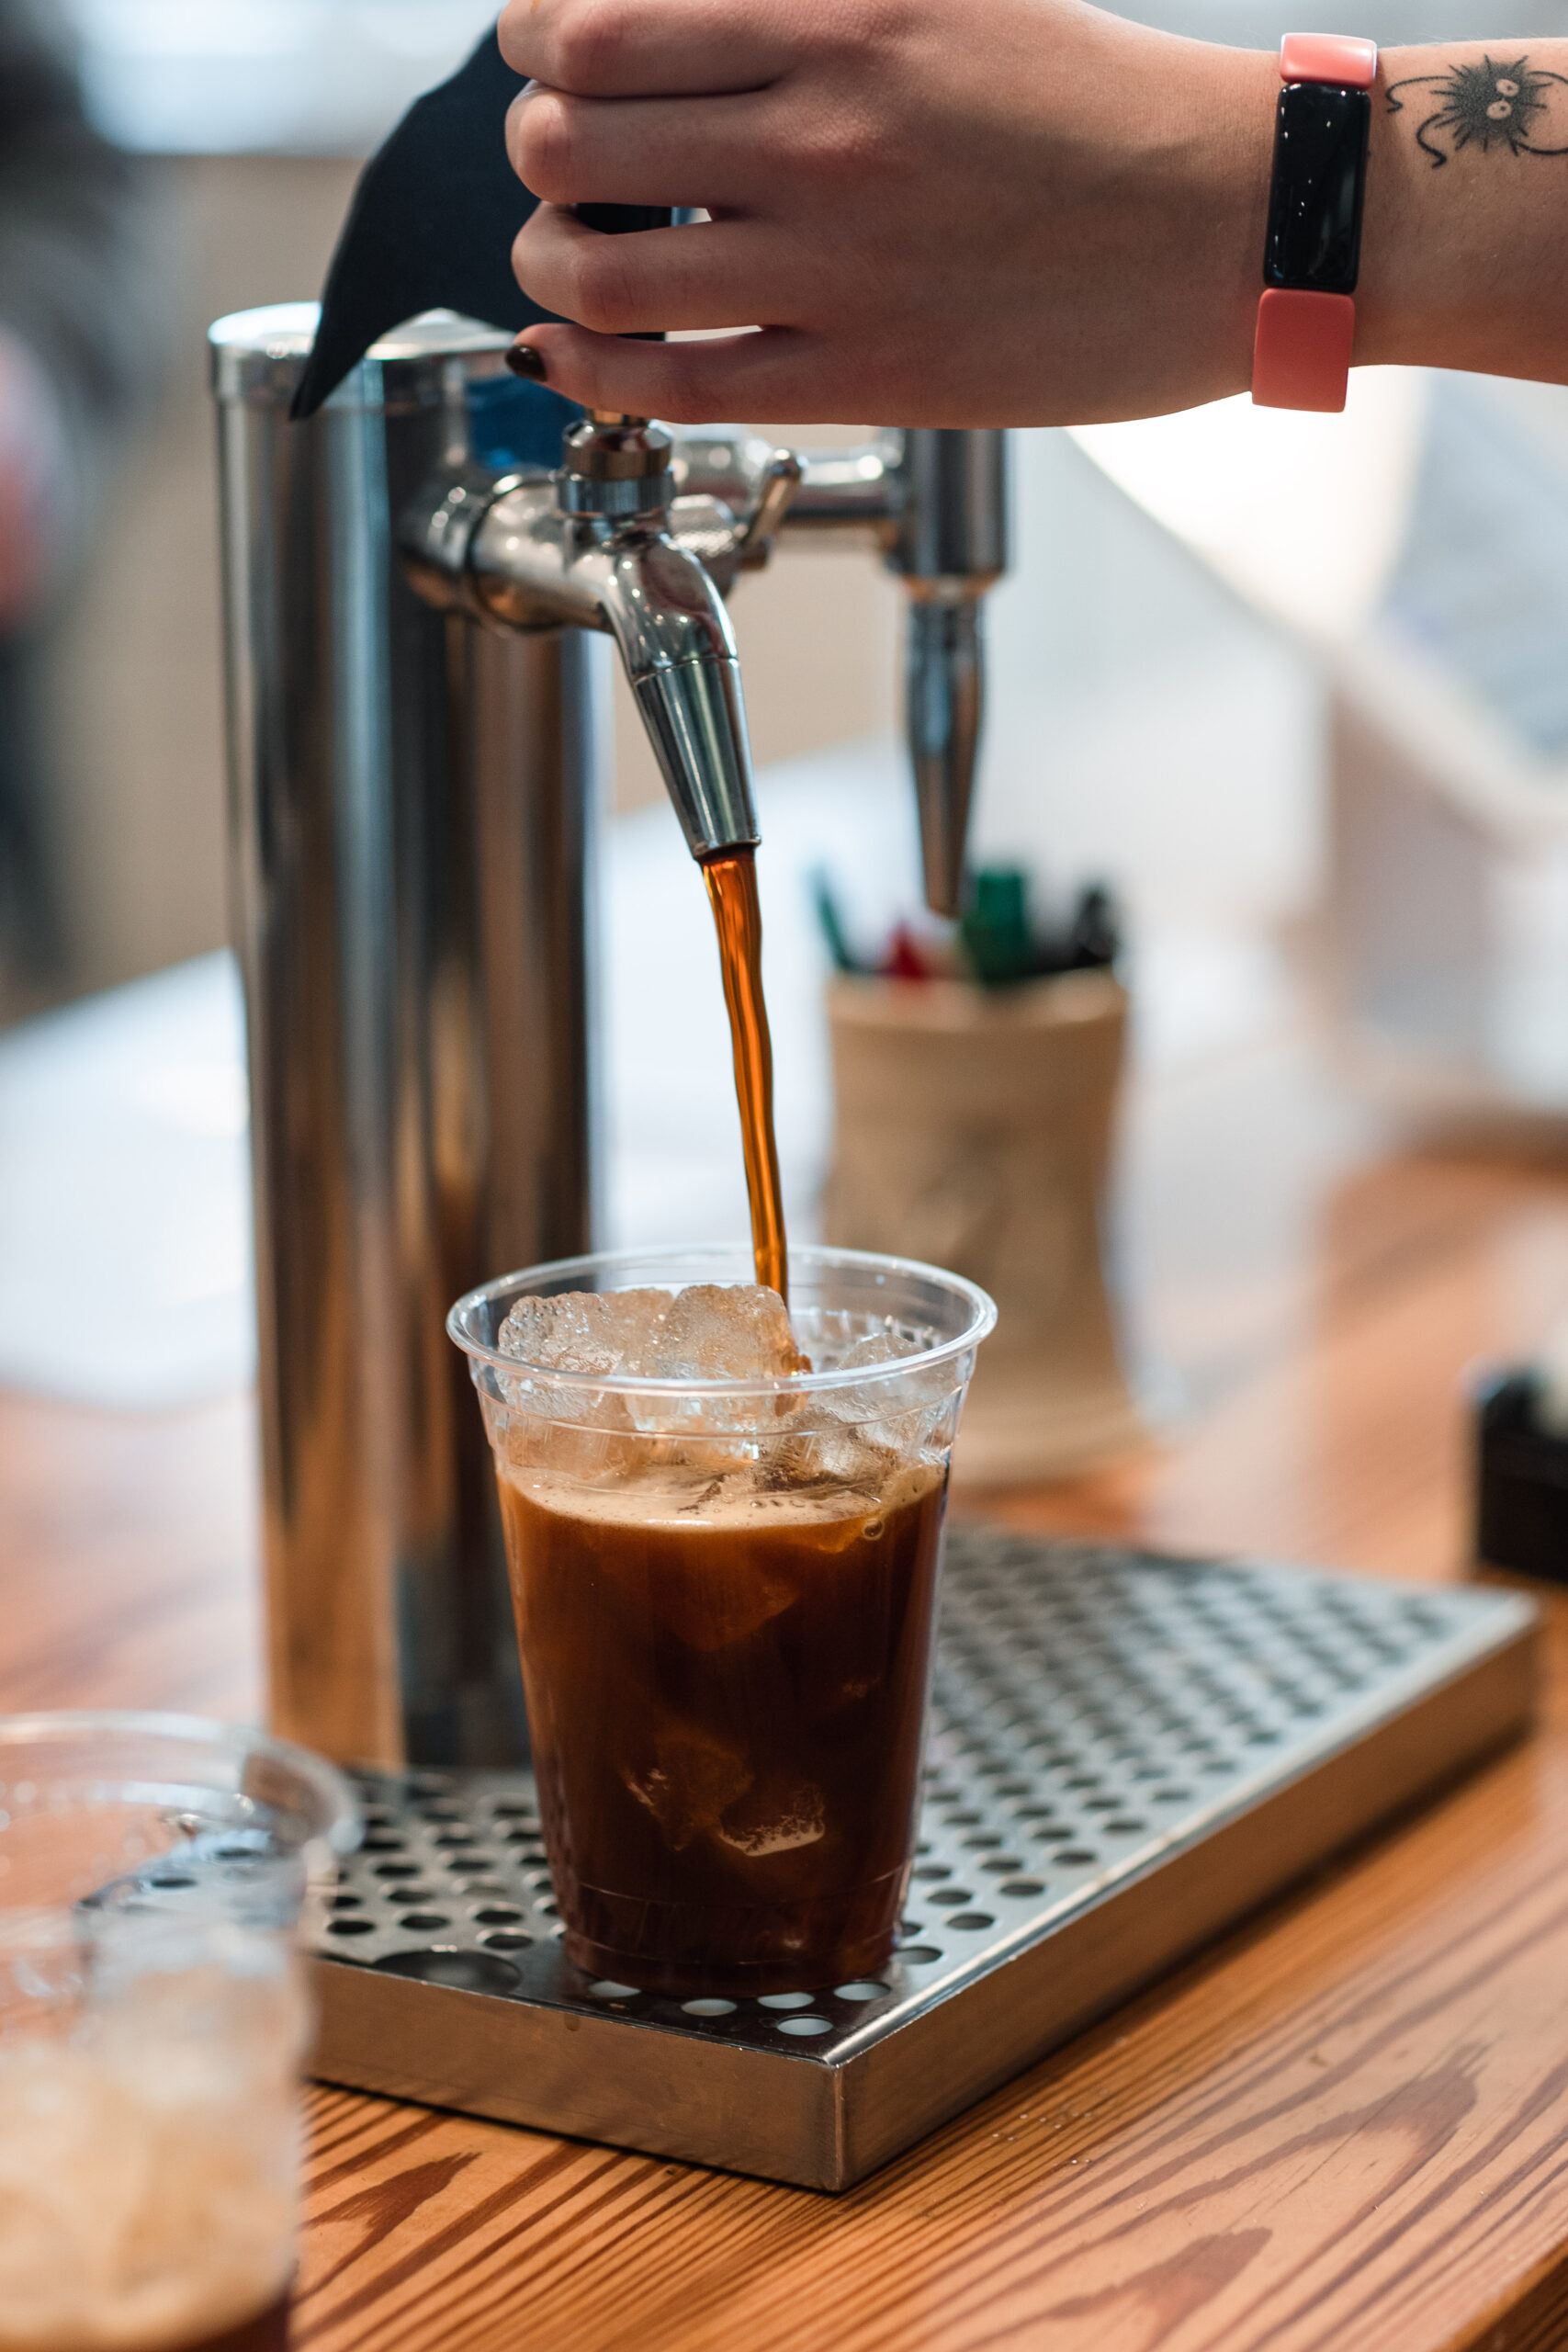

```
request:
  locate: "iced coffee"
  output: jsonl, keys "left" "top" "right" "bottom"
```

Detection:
{"left": 450, "top": 1246, "right": 995, "bottom": 1996}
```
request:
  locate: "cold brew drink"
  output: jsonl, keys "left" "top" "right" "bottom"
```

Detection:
{"left": 501, "top": 1453, "right": 946, "bottom": 1993}
{"left": 450, "top": 1246, "right": 995, "bottom": 1997}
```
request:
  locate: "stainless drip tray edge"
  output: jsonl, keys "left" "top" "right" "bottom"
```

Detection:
{"left": 310, "top": 1530, "right": 1540, "bottom": 2189}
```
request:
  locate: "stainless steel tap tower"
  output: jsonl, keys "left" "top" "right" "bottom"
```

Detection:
{"left": 212, "top": 302, "right": 1007, "bottom": 1770}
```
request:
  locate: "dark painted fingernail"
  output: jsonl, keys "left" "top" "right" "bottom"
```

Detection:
{"left": 505, "top": 340, "right": 547, "bottom": 381}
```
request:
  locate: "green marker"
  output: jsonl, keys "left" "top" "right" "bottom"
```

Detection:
{"left": 810, "top": 870, "right": 861, "bottom": 974}
{"left": 961, "top": 867, "right": 1032, "bottom": 987}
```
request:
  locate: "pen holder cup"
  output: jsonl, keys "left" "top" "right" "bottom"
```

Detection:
{"left": 821, "top": 968, "right": 1143, "bottom": 1484}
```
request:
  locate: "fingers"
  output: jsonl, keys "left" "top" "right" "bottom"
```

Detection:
{"left": 513, "top": 206, "right": 811, "bottom": 334}
{"left": 499, "top": 0, "right": 795, "bottom": 98}
{"left": 508, "top": 87, "right": 771, "bottom": 213}
{"left": 502, "top": 322, "right": 850, "bottom": 423}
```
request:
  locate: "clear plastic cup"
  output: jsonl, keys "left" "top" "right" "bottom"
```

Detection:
{"left": 0, "top": 1712, "right": 358, "bottom": 2352}
{"left": 448, "top": 1244, "right": 995, "bottom": 1997}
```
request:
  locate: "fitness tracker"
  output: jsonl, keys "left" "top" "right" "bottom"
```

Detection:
{"left": 1253, "top": 33, "right": 1376, "bottom": 412}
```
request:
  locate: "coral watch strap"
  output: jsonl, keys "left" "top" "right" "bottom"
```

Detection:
{"left": 1253, "top": 34, "right": 1377, "bottom": 413}
{"left": 1253, "top": 288, "right": 1357, "bottom": 410}
{"left": 1280, "top": 32, "right": 1375, "bottom": 86}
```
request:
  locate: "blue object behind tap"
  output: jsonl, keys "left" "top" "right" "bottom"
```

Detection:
{"left": 467, "top": 374, "right": 582, "bottom": 474}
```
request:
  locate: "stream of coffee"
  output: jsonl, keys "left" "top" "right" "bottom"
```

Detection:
{"left": 701, "top": 848, "right": 788, "bottom": 1299}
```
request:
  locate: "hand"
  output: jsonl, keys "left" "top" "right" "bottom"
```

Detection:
{"left": 498, "top": 0, "right": 1276, "bottom": 425}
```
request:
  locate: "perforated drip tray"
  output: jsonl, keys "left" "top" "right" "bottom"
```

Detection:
{"left": 310, "top": 1528, "right": 1539, "bottom": 2189}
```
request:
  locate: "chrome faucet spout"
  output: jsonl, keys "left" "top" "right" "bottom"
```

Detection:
{"left": 599, "top": 534, "right": 758, "bottom": 859}
{"left": 555, "top": 410, "right": 761, "bottom": 856}
{"left": 906, "top": 590, "right": 983, "bottom": 918}
{"left": 754, "top": 424, "right": 1010, "bottom": 916}
{"left": 402, "top": 409, "right": 761, "bottom": 862}
{"left": 891, "top": 429, "right": 1008, "bottom": 918}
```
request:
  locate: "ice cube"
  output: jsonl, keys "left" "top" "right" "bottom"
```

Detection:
{"left": 498, "top": 1283, "right": 807, "bottom": 1383}
{"left": 818, "top": 1323, "right": 955, "bottom": 1442}
{"left": 497, "top": 1287, "right": 674, "bottom": 1377}
{"left": 717, "top": 1775, "right": 825, "bottom": 1857}
{"left": 643, "top": 1531, "right": 800, "bottom": 1651}
{"left": 834, "top": 1329, "right": 919, "bottom": 1372}
{"left": 622, "top": 1727, "right": 754, "bottom": 1849}
{"left": 495, "top": 1283, "right": 812, "bottom": 1439}
{"left": 657, "top": 1285, "right": 810, "bottom": 1381}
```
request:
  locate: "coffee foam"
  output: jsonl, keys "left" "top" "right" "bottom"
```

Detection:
{"left": 500, "top": 1450, "right": 942, "bottom": 1536}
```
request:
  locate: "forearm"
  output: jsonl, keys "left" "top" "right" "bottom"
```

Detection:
{"left": 498, "top": 0, "right": 1568, "bottom": 425}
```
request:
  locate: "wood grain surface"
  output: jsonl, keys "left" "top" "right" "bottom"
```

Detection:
{"left": 6, "top": 1029, "right": 1568, "bottom": 2350}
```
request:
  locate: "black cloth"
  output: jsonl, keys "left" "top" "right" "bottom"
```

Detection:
{"left": 294, "top": 29, "right": 553, "bottom": 420}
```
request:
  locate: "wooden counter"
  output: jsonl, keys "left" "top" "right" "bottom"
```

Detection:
{"left": 6, "top": 1028, "right": 1568, "bottom": 2350}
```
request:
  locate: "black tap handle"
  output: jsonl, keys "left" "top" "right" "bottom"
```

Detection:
{"left": 574, "top": 207, "right": 672, "bottom": 345}
{"left": 576, "top": 205, "right": 674, "bottom": 236}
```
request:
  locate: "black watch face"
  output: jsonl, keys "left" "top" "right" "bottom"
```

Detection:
{"left": 1264, "top": 84, "right": 1371, "bottom": 295}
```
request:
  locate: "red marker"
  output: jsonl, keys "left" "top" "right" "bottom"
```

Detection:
{"left": 882, "top": 923, "right": 929, "bottom": 982}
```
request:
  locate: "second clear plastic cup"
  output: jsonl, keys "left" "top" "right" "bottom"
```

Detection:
{"left": 448, "top": 1244, "right": 995, "bottom": 1998}
{"left": 0, "top": 1712, "right": 357, "bottom": 2352}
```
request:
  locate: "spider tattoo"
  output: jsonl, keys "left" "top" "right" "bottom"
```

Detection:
{"left": 1387, "top": 55, "right": 1568, "bottom": 166}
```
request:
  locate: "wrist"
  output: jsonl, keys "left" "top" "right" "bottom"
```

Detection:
{"left": 1353, "top": 40, "right": 1568, "bottom": 379}
{"left": 1208, "top": 46, "right": 1282, "bottom": 393}
{"left": 1353, "top": 48, "right": 1433, "bottom": 367}
{"left": 1114, "top": 32, "right": 1276, "bottom": 411}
